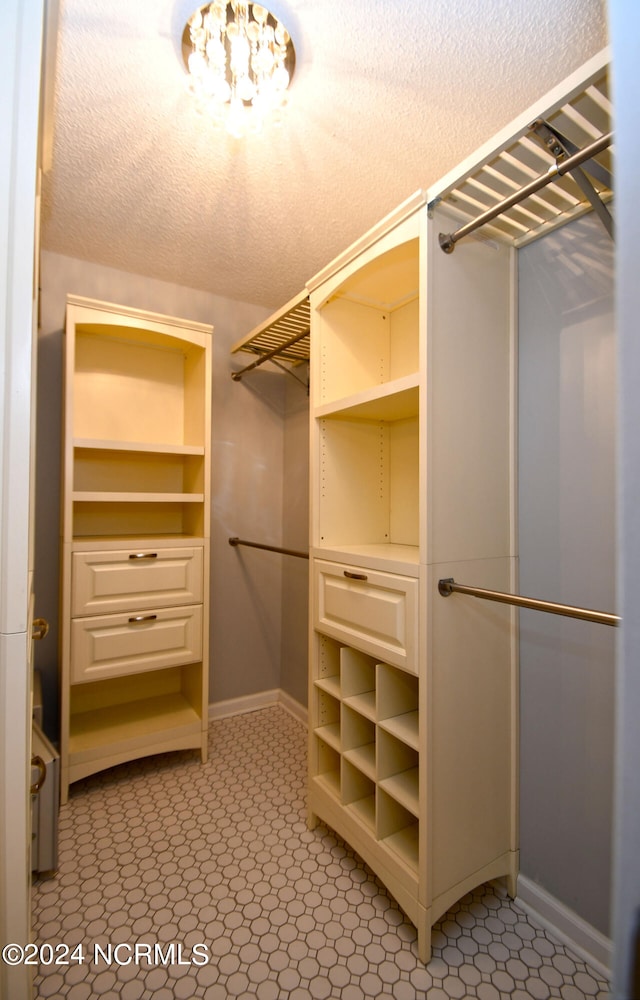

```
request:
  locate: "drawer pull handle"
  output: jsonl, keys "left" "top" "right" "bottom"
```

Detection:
{"left": 344, "top": 571, "right": 368, "bottom": 581}
{"left": 128, "top": 614, "right": 158, "bottom": 624}
{"left": 129, "top": 552, "right": 158, "bottom": 560}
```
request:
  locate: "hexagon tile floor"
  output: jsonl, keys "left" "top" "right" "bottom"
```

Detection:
{"left": 32, "top": 705, "right": 610, "bottom": 999}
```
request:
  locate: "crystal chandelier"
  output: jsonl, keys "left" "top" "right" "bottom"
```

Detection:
{"left": 183, "top": 2, "right": 295, "bottom": 138}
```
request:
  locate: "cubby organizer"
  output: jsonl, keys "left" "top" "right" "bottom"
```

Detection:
{"left": 311, "top": 637, "right": 421, "bottom": 876}
{"left": 59, "top": 296, "right": 212, "bottom": 802}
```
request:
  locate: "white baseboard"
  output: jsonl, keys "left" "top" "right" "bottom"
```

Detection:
{"left": 516, "top": 874, "right": 611, "bottom": 980}
{"left": 209, "top": 688, "right": 307, "bottom": 726}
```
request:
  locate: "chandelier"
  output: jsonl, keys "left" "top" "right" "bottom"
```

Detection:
{"left": 183, "top": 2, "right": 295, "bottom": 137}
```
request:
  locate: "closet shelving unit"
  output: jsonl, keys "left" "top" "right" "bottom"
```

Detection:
{"left": 230, "top": 48, "right": 612, "bottom": 963}
{"left": 59, "top": 296, "right": 212, "bottom": 803}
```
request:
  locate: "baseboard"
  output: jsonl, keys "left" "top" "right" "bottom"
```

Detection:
{"left": 516, "top": 874, "right": 611, "bottom": 980}
{"left": 209, "top": 688, "right": 307, "bottom": 726}
{"left": 277, "top": 689, "right": 308, "bottom": 725}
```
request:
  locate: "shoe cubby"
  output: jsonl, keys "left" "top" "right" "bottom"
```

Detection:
{"left": 342, "top": 705, "right": 376, "bottom": 779}
{"left": 341, "top": 646, "right": 376, "bottom": 720}
{"left": 377, "top": 663, "right": 419, "bottom": 750}
{"left": 377, "top": 730, "right": 419, "bottom": 816}
{"left": 314, "top": 687, "right": 341, "bottom": 752}
{"left": 342, "top": 759, "right": 376, "bottom": 832}
{"left": 377, "top": 790, "right": 419, "bottom": 873}
{"left": 309, "top": 633, "right": 423, "bottom": 879}
{"left": 314, "top": 738, "right": 341, "bottom": 798}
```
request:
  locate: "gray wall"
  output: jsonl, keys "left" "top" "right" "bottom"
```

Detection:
{"left": 518, "top": 212, "right": 616, "bottom": 935}
{"left": 280, "top": 365, "right": 310, "bottom": 709}
{"left": 34, "top": 251, "right": 310, "bottom": 736}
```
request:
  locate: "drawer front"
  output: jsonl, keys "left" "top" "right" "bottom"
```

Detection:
{"left": 71, "top": 604, "right": 203, "bottom": 683}
{"left": 314, "top": 560, "right": 418, "bottom": 672}
{"left": 72, "top": 547, "right": 204, "bottom": 616}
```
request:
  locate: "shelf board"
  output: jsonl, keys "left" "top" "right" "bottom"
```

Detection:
{"left": 313, "top": 543, "right": 420, "bottom": 576}
{"left": 315, "top": 723, "right": 341, "bottom": 752}
{"left": 71, "top": 534, "right": 206, "bottom": 550}
{"left": 342, "top": 691, "right": 376, "bottom": 722}
{"left": 378, "top": 768, "right": 420, "bottom": 817}
{"left": 69, "top": 692, "right": 201, "bottom": 756}
{"left": 315, "top": 676, "right": 341, "bottom": 700}
{"left": 231, "top": 289, "right": 310, "bottom": 363}
{"left": 343, "top": 743, "right": 376, "bottom": 781}
{"left": 378, "top": 712, "right": 419, "bottom": 751}
{"left": 74, "top": 438, "right": 205, "bottom": 456}
{"left": 72, "top": 492, "right": 205, "bottom": 503}
{"left": 315, "top": 374, "right": 419, "bottom": 422}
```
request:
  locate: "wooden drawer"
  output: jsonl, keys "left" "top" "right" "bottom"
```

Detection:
{"left": 70, "top": 604, "right": 203, "bottom": 683}
{"left": 313, "top": 559, "right": 418, "bottom": 672}
{"left": 71, "top": 546, "right": 203, "bottom": 616}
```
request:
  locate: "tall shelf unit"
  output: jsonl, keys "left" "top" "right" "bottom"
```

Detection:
{"left": 307, "top": 189, "right": 518, "bottom": 963}
{"left": 304, "top": 47, "right": 612, "bottom": 962}
{"left": 59, "top": 296, "right": 212, "bottom": 803}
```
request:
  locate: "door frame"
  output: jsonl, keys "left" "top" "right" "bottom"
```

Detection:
{"left": 0, "top": 1, "right": 46, "bottom": 997}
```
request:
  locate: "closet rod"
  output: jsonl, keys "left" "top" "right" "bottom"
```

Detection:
{"left": 229, "top": 536, "right": 309, "bottom": 560}
{"left": 438, "top": 130, "right": 613, "bottom": 254}
{"left": 231, "top": 327, "right": 309, "bottom": 382}
{"left": 438, "top": 578, "right": 620, "bottom": 627}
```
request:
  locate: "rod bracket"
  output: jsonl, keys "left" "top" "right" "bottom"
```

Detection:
{"left": 438, "top": 577, "right": 454, "bottom": 596}
{"left": 438, "top": 233, "right": 456, "bottom": 254}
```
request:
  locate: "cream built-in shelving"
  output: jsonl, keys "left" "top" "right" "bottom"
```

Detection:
{"left": 307, "top": 181, "right": 518, "bottom": 961}
{"left": 59, "top": 296, "right": 212, "bottom": 803}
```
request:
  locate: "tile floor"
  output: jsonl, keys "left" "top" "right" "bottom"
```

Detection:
{"left": 32, "top": 705, "right": 610, "bottom": 999}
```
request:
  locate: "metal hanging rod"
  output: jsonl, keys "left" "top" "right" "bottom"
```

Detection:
{"left": 231, "top": 327, "right": 310, "bottom": 382}
{"left": 438, "top": 578, "right": 620, "bottom": 628}
{"left": 229, "top": 537, "right": 309, "bottom": 560}
{"left": 438, "top": 130, "right": 613, "bottom": 254}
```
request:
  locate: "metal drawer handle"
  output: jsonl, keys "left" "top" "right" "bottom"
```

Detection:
{"left": 343, "top": 571, "right": 368, "bottom": 581}
{"left": 128, "top": 614, "right": 158, "bottom": 624}
{"left": 129, "top": 552, "right": 158, "bottom": 560}
{"left": 30, "top": 755, "right": 47, "bottom": 795}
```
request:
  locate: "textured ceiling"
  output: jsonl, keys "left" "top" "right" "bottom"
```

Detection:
{"left": 41, "top": 0, "right": 609, "bottom": 310}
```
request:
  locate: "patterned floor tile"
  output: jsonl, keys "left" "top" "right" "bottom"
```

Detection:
{"left": 31, "top": 706, "right": 610, "bottom": 999}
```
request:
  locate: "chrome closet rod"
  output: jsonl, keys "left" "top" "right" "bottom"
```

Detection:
{"left": 231, "top": 327, "right": 309, "bottom": 381}
{"left": 438, "top": 131, "right": 613, "bottom": 253}
{"left": 438, "top": 578, "right": 620, "bottom": 627}
{"left": 229, "top": 536, "right": 309, "bottom": 560}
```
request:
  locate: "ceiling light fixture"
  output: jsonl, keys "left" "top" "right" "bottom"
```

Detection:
{"left": 182, "top": 2, "right": 295, "bottom": 138}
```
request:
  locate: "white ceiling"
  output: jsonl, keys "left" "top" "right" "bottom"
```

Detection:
{"left": 41, "top": 0, "right": 609, "bottom": 310}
